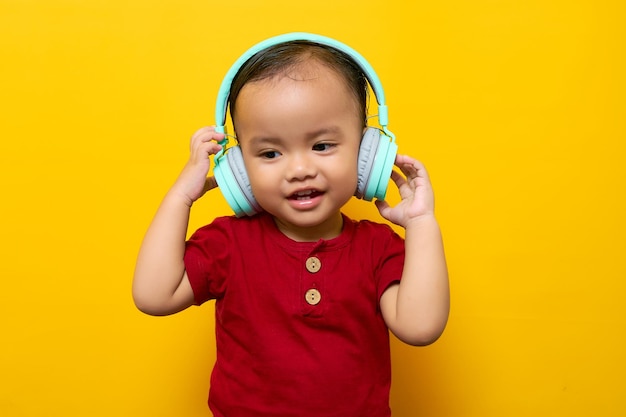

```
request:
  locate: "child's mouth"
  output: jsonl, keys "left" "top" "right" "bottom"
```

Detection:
{"left": 290, "top": 189, "right": 321, "bottom": 201}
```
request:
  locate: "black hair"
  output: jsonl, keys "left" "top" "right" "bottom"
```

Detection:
{"left": 228, "top": 40, "right": 369, "bottom": 127}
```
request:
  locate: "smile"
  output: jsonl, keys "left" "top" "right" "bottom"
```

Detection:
{"left": 289, "top": 189, "right": 322, "bottom": 201}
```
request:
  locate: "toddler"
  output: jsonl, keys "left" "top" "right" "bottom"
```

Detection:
{"left": 133, "top": 33, "right": 449, "bottom": 417}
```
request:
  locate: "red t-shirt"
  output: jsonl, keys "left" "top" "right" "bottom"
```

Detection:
{"left": 184, "top": 212, "right": 405, "bottom": 417}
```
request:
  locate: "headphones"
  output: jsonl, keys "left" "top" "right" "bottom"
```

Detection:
{"left": 213, "top": 32, "right": 398, "bottom": 217}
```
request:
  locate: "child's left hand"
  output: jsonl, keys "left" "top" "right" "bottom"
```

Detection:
{"left": 375, "top": 155, "right": 436, "bottom": 228}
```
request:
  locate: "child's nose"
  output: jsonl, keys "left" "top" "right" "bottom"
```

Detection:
{"left": 286, "top": 153, "right": 316, "bottom": 181}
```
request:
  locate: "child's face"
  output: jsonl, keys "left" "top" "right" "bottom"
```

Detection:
{"left": 233, "top": 62, "right": 363, "bottom": 240}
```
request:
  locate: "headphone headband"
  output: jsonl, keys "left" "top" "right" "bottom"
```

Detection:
{"left": 214, "top": 32, "right": 389, "bottom": 135}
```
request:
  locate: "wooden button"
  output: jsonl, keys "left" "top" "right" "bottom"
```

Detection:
{"left": 305, "top": 289, "right": 321, "bottom": 305}
{"left": 306, "top": 256, "right": 321, "bottom": 273}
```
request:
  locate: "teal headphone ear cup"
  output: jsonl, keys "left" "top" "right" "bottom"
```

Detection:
{"left": 356, "top": 128, "right": 379, "bottom": 199}
{"left": 213, "top": 146, "right": 261, "bottom": 217}
{"left": 357, "top": 128, "right": 398, "bottom": 201}
{"left": 371, "top": 135, "right": 398, "bottom": 201}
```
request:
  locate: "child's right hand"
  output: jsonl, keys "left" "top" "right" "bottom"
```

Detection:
{"left": 172, "top": 126, "right": 225, "bottom": 207}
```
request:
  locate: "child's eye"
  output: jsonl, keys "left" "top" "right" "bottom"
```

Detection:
{"left": 261, "top": 150, "right": 280, "bottom": 159}
{"left": 312, "top": 143, "right": 335, "bottom": 152}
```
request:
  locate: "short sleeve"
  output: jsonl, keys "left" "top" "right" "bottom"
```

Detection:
{"left": 184, "top": 217, "right": 233, "bottom": 305}
{"left": 368, "top": 222, "right": 405, "bottom": 301}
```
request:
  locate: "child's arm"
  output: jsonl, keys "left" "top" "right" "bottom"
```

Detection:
{"left": 376, "top": 155, "right": 450, "bottom": 346}
{"left": 132, "top": 127, "right": 224, "bottom": 316}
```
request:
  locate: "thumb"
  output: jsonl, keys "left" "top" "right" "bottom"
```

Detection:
{"left": 375, "top": 199, "right": 392, "bottom": 220}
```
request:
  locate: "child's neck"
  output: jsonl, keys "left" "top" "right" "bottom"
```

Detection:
{"left": 273, "top": 213, "right": 344, "bottom": 242}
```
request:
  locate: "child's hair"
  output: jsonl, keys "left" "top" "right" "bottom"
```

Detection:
{"left": 228, "top": 40, "right": 369, "bottom": 128}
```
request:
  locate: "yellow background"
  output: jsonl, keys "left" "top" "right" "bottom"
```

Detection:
{"left": 1, "top": 0, "right": 624, "bottom": 416}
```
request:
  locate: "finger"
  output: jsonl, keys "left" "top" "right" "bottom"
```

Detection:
{"left": 374, "top": 199, "right": 392, "bottom": 220}
{"left": 190, "top": 126, "right": 213, "bottom": 144}
{"left": 386, "top": 170, "right": 415, "bottom": 202}
{"left": 190, "top": 127, "right": 225, "bottom": 150}
{"left": 395, "top": 156, "right": 431, "bottom": 185}
{"left": 191, "top": 145, "right": 222, "bottom": 169}
{"left": 398, "top": 162, "right": 419, "bottom": 178}
{"left": 390, "top": 170, "right": 406, "bottom": 187}
{"left": 395, "top": 154, "right": 427, "bottom": 171}
{"left": 201, "top": 141, "right": 223, "bottom": 155}
{"left": 191, "top": 135, "right": 224, "bottom": 158}
{"left": 394, "top": 153, "right": 423, "bottom": 168}
{"left": 394, "top": 153, "right": 413, "bottom": 168}
{"left": 392, "top": 168, "right": 418, "bottom": 190}
{"left": 203, "top": 176, "right": 218, "bottom": 193}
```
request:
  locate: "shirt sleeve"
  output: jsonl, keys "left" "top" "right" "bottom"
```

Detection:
{"left": 184, "top": 217, "right": 233, "bottom": 305}
{"left": 373, "top": 223, "right": 406, "bottom": 301}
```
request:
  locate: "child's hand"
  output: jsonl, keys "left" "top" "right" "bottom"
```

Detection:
{"left": 375, "top": 155, "right": 435, "bottom": 228}
{"left": 172, "top": 126, "right": 224, "bottom": 207}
